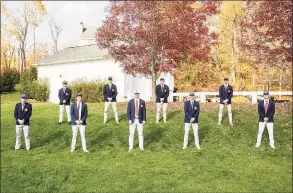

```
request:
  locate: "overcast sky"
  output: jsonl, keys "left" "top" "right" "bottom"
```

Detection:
{"left": 3, "top": 1, "right": 110, "bottom": 49}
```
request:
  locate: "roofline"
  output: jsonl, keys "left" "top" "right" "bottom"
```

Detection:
{"left": 34, "top": 57, "right": 113, "bottom": 67}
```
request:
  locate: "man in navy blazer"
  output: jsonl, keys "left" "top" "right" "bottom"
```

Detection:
{"left": 58, "top": 80, "right": 72, "bottom": 125}
{"left": 103, "top": 76, "right": 119, "bottom": 124}
{"left": 255, "top": 90, "right": 275, "bottom": 148}
{"left": 182, "top": 92, "right": 200, "bottom": 149}
{"left": 127, "top": 90, "right": 146, "bottom": 152}
{"left": 70, "top": 93, "right": 89, "bottom": 152}
{"left": 14, "top": 94, "right": 32, "bottom": 151}
{"left": 155, "top": 77, "right": 170, "bottom": 123}
{"left": 218, "top": 77, "right": 233, "bottom": 125}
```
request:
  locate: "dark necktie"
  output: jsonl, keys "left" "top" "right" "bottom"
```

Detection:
{"left": 265, "top": 102, "right": 268, "bottom": 115}
{"left": 77, "top": 102, "right": 81, "bottom": 120}
{"left": 135, "top": 99, "right": 139, "bottom": 117}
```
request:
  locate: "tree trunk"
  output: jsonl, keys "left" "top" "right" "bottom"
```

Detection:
{"left": 33, "top": 25, "right": 36, "bottom": 63}
{"left": 279, "top": 68, "right": 282, "bottom": 100}
{"left": 252, "top": 68, "right": 256, "bottom": 90}
{"left": 151, "top": 53, "right": 157, "bottom": 101}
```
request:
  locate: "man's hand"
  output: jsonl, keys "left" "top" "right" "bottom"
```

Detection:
{"left": 160, "top": 98, "right": 164, "bottom": 102}
{"left": 129, "top": 120, "right": 132, "bottom": 125}
{"left": 142, "top": 121, "right": 146, "bottom": 125}
{"left": 75, "top": 120, "right": 80, "bottom": 125}
{"left": 264, "top": 117, "right": 269, "bottom": 122}
{"left": 19, "top": 119, "right": 24, "bottom": 125}
{"left": 108, "top": 98, "right": 112, "bottom": 102}
{"left": 190, "top": 118, "right": 195, "bottom": 123}
{"left": 224, "top": 99, "right": 228, "bottom": 104}
{"left": 80, "top": 120, "right": 83, "bottom": 124}
{"left": 63, "top": 100, "right": 66, "bottom": 103}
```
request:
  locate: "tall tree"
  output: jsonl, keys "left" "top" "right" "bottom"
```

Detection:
{"left": 48, "top": 16, "right": 62, "bottom": 54}
{"left": 1, "top": 1, "right": 46, "bottom": 72}
{"left": 239, "top": 0, "right": 292, "bottom": 92}
{"left": 96, "top": 1, "right": 219, "bottom": 100}
{"left": 214, "top": 1, "right": 245, "bottom": 83}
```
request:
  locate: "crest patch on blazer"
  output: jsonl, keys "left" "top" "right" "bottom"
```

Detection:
{"left": 112, "top": 89, "right": 115, "bottom": 91}
{"left": 141, "top": 105, "right": 143, "bottom": 107}
{"left": 24, "top": 108, "right": 28, "bottom": 112}
{"left": 194, "top": 106, "right": 197, "bottom": 110}
{"left": 164, "top": 89, "right": 167, "bottom": 92}
{"left": 66, "top": 93, "right": 69, "bottom": 95}
{"left": 228, "top": 90, "right": 230, "bottom": 93}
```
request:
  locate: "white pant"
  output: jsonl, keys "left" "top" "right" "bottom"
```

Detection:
{"left": 129, "top": 119, "right": 144, "bottom": 150}
{"left": 15, "top": 125, "right": 30, "bottom": 150}
{"left": 183, "top": 123, "right": 200, "bottom": 148}
{"left": 256, "top": 122, "right": 275, "bottom": 147}
{"left": 59, "top": 105, "right": 71, "bottom": 122}
{"left": 104, "top": 102, "right": 118, "bottom": 122}
{"left": 156, "top": 103, "right": 168, "bottom": 122}
{"left": 218, "top": 104, "right": 232, "bottom": 123}
{"left": 71, "top": 125, "right": 87, "bottom": 151}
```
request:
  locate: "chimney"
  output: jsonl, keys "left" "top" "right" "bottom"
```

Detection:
{"left": 80, "top": 22, "right": 84, "bottom": 36}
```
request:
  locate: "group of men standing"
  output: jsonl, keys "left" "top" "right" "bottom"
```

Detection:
{"left": 13, "top": 76, "right": 276, "bottom": 152}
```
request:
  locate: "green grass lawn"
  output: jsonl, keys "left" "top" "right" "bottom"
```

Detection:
{"left": 1, "top": 91, "right": 292, "bottom": 192}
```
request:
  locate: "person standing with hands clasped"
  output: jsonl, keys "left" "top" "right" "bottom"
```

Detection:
{"left": 255, "top": 90, "right": 276, "bottom": 149}
{"left": 58, "top": 80, "right": 72, "bottom": 125}
{"left": 14, "top": 94, "right": 32, "bottom": 151}
{"left": 103, "top": 76, "right": 119, "bottom": 124}
{"left": 182, "top": 92, "right": 200, "bottom": 149}
{"left": 127, "top": 90, "right": 146, "bottom": 152}
{"left": 218, "top": 77, "right": 233, "bottom": 125}
{"left": 155, "top": 77, "right": 169, "bottom": 123}
{"left": 70, "top": 93, "right": 89, "bottom": 153}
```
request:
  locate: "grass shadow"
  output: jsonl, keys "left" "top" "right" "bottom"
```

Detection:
{"left": 144, "top": 127, "right": 164, "bottom": 148}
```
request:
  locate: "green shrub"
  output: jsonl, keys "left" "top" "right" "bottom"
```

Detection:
{"left": 0, "top": 68, "right": 20, "bottom": 92}
{"left": 20, "top": 66, "right": 49, "bottom": 102}
{"left": 70, "top": 78, "right": 105, "bottom": 103}
{"left": 20, "top": 67, "right": 35, "bottom": 98}
{"left": 32, "top": 78, "right": 50, "bottom": 102}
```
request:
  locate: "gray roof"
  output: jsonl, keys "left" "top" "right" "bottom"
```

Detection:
{"left": 36, "top": 44, "right": 110, "bottom": 65}
{"left": 81, "top": 26, "right": 96, "bottom": 39}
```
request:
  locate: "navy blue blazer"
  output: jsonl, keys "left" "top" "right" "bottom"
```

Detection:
{"left": 58, "top": 87, "right": 72, "bottom": 105}
{"left": 155, "top": 84, "right": 169, "bottom": 103}
{"left": 127, "top": 98, "right": 146, "bottom": 124}
{"left": 258, "top": 100, "right": 275, "bottom": 122}
{"left": 14, "top": 102, "right": 32, "bottom": 125}
{"left": 103, "top": 84, "right": 117, "bottom": 102}
{"left": 70, "top": 102, "right": 88, "bottom": 125}
{"left": 184, "top": 100, "right": 200, "bottom": 123}
{"left": 219, "top": 85, "right": 233, "bottom": 104}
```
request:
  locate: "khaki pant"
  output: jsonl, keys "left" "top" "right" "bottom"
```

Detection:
{"left": 15, "top": 125, "right": 30, "bottom": 151}
{"left": 183, "top": 123, "right": 200, "bottom": 148}
{"left": 71, "top": 125, "right": 87, "bottom": 151}
{"left": 59, "top": 105, "right": 71, "bottom": 123}
{"left": 104, "top": 102, "right": 118, "bottom": 123}
{"left": 129, "top": 119, "right": 144, "bottom": 150}
{"left": 256, "top": 122, "right": 275, "bottom": 148}
{"left": 218, "top": 104, "right": 232, "bottom": 124}
{"left": 156, "top": 103, "right": 168, "bottom": 122}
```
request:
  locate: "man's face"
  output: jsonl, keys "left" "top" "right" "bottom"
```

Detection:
{"left": 224, "top": 80, "right": 228, "bottom": 85}
{"left": 190, "top": 96, "right": 195, "bottom": 100}
{"left": 62, "top": 83, "right": 67, "bottom": 88}
{"left": 135, "top": 93, "right": 140, "bottom": 98}
{"left": 264, "top": 94, "right": 269, "bottom": 99}
{"left": 20, "top": 98, "right": 26, "bottom": 103}
{"left": 108, "top": 80, "right": 112, "bottom": 84}
{"left": 160, "top": 80, "right": 164, "bottom": 84}
{"left": 76, "top": 96, "right": 82, "bottom": 102}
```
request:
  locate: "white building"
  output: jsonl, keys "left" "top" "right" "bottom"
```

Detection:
{"left": 35, "top": 22, "right": 174, "bottom": 103}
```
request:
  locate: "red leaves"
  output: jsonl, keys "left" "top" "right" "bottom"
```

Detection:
{"left": 96, "top": 1, "right": 220, "bottom": 77}
{"left": 238, "top": 1, "right": 292, "bottom": 65}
